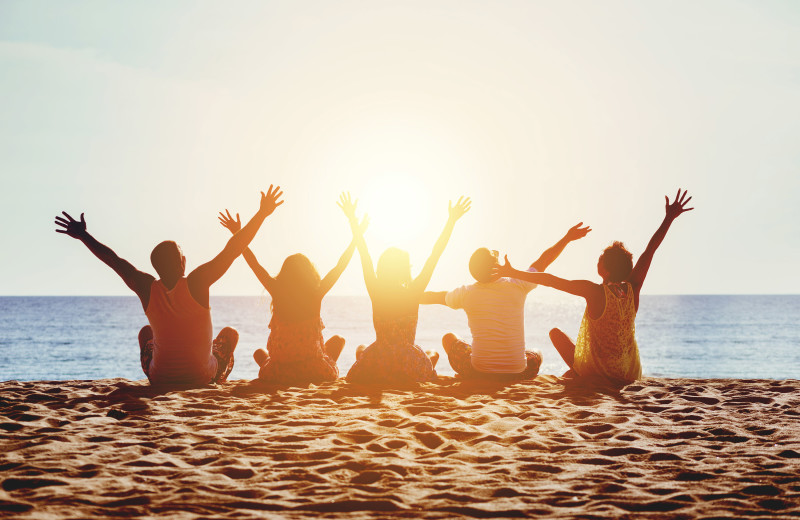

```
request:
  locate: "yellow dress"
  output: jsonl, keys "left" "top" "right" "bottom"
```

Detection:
{"left": 573, "top": 282, "right": 642, "bottom": 384}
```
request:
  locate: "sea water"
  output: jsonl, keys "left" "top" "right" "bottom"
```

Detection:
{"left": 0, "top": 295, "right": 798, "bottom": 381}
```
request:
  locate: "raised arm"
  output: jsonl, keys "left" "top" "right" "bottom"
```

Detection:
{"left": 55, "top": 212, "right": 155, "bottom": 308}
{"left": 530, "top": 222, "right": 591, "bottom": 272}
{"left": 629, "top": 189, "right": 693, "bottom": 294}
{"left": 412, "top": 197, "right": 471, "bottom": 293}
{"left": 338, "top": 192, "right": 377, "bottom": 297}
{"left": 218, "top": 209, "right": 276, "bottom": 294}
{"left": 189, "top": 185, "right": 283, "bottom": 292}
{"left": 320, "top": 214, "right": 368, "bottom": 296}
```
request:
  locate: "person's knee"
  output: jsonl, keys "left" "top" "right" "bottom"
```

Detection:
{"left": 138, "top": 325, "right": 153, "bottom": 345}
{"left": 327, "top": 335, "right": 345, "bottom": 348}
{"left": 253, "top": 348, "right": 268, "bottom": 367}
{"left": 549, "top": 328, "right": 564, "bottom": 341}
{"left": 442, "top": 333, "right": 458, "bottom": 351}
{"left": 218, "top": 327, "right": 239, "bottom": 350}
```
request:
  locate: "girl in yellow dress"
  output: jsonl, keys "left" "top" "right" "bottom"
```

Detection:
{"left": 496, "top": 189, "right": 693, "bottom": 385}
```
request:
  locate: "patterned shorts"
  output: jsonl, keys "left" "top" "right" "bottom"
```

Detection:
{"left": 444, "top": 336, "right": 542, "bottom": 380}
{"left": 139, "top": 326, "right": 238, "bottom": 384}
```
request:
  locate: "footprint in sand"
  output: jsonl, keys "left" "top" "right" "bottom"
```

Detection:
{"left": 0, "top": 423, "right": 23, "bottom": 432}
{"left": 351, "top": 471, "right": 383, "bottom": 484}
{"left": 0, "top": 499, "right": 32, "bottom": 514}
{"left": 2, "top": 477, "right": 68, "bottom": 491}
{"left": 219, "top": 466, "right": 256, "bottom": 479}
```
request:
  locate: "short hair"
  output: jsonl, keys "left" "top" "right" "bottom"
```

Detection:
{"left": 599, "top": 241, "right": 633, "bottom": 282}
{"left": 150, "top": 241, "right": 183, "bottom": 280}
{"left": 469, "top": 248, "right": 497, "bottom": 283}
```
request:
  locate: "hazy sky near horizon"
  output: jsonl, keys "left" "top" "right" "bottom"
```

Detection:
{"left": 1, "top": 1, "right": 798, "bottom": 296}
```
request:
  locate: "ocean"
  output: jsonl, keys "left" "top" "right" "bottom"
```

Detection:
{"left": 0, "top": 295, "right": 798, "bottom": 382}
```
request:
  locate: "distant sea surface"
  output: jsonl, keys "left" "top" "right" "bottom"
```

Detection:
{"left": 1, "top": 295, "right": 798, "bottom": 381}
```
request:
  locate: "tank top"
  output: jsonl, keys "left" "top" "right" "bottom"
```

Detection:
{"left": 144, "top": 278, "right": 216, "bottom": 385}
{"left": 573, "top": 282, "right": 642, "bottom": 384}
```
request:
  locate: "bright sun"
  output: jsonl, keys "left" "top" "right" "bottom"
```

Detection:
{"left": 360, "top": 173, "right": 434, "bottom": 249}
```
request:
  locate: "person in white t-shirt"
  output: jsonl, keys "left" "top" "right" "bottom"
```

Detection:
{"left": 421, "top": 223, "right": 591, "bottom": 379}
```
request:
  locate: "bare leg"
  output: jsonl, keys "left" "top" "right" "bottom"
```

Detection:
{"left": 212, "top": 327, "right": 239, "bottom": 383}
{"left": 138, "top": 326, "right": 154, "bottom": 378}
{"left": 441, "top": 333, "right": 458, "bottom": 357}
{"left": 549, "top": 328, "right": 575, "bottom": 368}
{"left": 426, "top": 350, "right": 440, "bottom": 369}
{"left": 253, "top": 348, "right": 269, "bottom": 368}
{"left": 355, "top": 344, "right": 367, "bottom": 361}
{"left": 138, "top": 325, "right": 153, "bottom": 348}
{"left": 442, "top": 333, "right": 474, "bottom": 375}
{"left": 324, "top": 335, "right": 345, "bottom": 362}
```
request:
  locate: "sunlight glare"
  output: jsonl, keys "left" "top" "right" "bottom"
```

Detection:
{"left": 361, "top": 173, "right": 433, "bottom": 250}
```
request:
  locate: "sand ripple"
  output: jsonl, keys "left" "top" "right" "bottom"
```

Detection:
{"left": 1, "top": 376, "right": 799, "bottom": 518}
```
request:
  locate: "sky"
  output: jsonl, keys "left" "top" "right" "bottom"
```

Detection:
{"left": 1, "top": 0, "right": 798, "bottom": 296}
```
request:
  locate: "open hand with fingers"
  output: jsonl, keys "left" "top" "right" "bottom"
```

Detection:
{"left": 218, "top": 210, "right": 242, "bottom": 235}
{"left": 260, "top": 185, "right": 284, "bottom": 216}
{"left": 54, "top": 211, "right": 88, "bottom": 239}
{"left": 665, "top": 189, "right": 693, "bottom": 221}
{"left": 492, "top": 255, "right": 517, "bottom": 279}
{"left": 448, "top": 196, "right": 472, "bottom": 222}
{"left": 337, "top": 192, "right": 359, "bottom": 221}
{"left": 565, "top": 222, "right": 592, "bottom": 242}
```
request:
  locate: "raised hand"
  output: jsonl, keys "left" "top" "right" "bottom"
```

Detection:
{"left": 566, "top": 222, "right": 592, "bottom": 241}
{"left": 448, "top": 196, "right": 472, "bottom": 222}
{"left": 260, "top": 185, "right": 284, "bottom": 216}
{"left": 54, "top": 211, "right": 88, "bottom": 239}
{"left": 218, "top": 209, "right": 242, "bottom": 235}
{"left": 665, "top": 189, "right": 694, "bottom": 221}
{"left": 337, "top": 192, "right": 358, "bottom": 221}
{"left": 493, "top": 254, "right": 517, "bottom": 278}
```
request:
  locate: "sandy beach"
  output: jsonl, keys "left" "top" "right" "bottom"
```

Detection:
{"left": 1, "top": 375, "right": 798, "bottom": 519}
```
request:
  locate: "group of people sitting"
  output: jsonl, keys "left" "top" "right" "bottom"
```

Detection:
{"left": 55, "top": 186, "right": 692, "bottom": 388}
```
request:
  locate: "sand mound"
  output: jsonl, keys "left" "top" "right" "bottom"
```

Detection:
{"left": 1, "top": 376, "right": 798, "bottom": 518}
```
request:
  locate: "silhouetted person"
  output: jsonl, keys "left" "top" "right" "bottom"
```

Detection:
{"left": 54, "top": 185, "right": 284, "bottom": 386}
{"left": 422, "top": 222, "right": 591, "bottom": 380}
{"left": 340, "top": 193, "right": 471, "bottom": 384}
{"left": 497, "top": 189, "right": 693, "bottom": 385}
{"left": 217, "top": 197, "right": 365, "bottom": 385}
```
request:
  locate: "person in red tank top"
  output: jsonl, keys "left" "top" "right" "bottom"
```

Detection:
{"left": 54, "top": 185, "right": 284, "bottom": 386}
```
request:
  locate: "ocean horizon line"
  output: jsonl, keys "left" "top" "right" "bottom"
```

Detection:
{"left": 2, "top": 293, "right": 799, "bottom": 298}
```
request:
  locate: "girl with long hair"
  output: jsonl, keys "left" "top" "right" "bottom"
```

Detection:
{"left": 218, "top": 203, "right": 366, "bottom": 385}
{"left": 338, "top": 192, "right": 471, "bottom": 384}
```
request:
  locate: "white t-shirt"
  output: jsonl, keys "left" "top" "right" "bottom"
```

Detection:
{"left": 445, "top": 271, "right": 537, "bottom": 373}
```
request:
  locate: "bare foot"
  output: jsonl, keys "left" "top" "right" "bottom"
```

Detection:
{"left": 253, "top": 348, "right": 269, "bottom": 368}
{"left": 355, "top": 344, "right": 366, "bottom": 361}
{"left": 426, "top": 350, "right": 440, "bottom": 369}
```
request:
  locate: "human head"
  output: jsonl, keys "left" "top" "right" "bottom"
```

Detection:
{"left": 150, "top": 241, "right": 185, "bottom": 281}
{"left": 598, "top": 241, "right": 633, "bottom": 283}
{"left": 469, "top": 247, "right": 500, "bottom": 283}
{"left": 272, "top": 254, "right": 321, "bottom": 320}
{"left": 376, "top": 247, "right": 412, "bottom": 289}
{"left": 275, "top": 254, "right": 321, "bottom": 293}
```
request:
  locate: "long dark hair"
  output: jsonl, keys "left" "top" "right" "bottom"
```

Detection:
{"left": 271, "top": 254, "right": 322, "bottom": 321}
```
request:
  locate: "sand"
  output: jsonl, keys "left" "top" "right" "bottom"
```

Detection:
{"left": 1, "top": 375, "right": 799, "bottom": 519}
